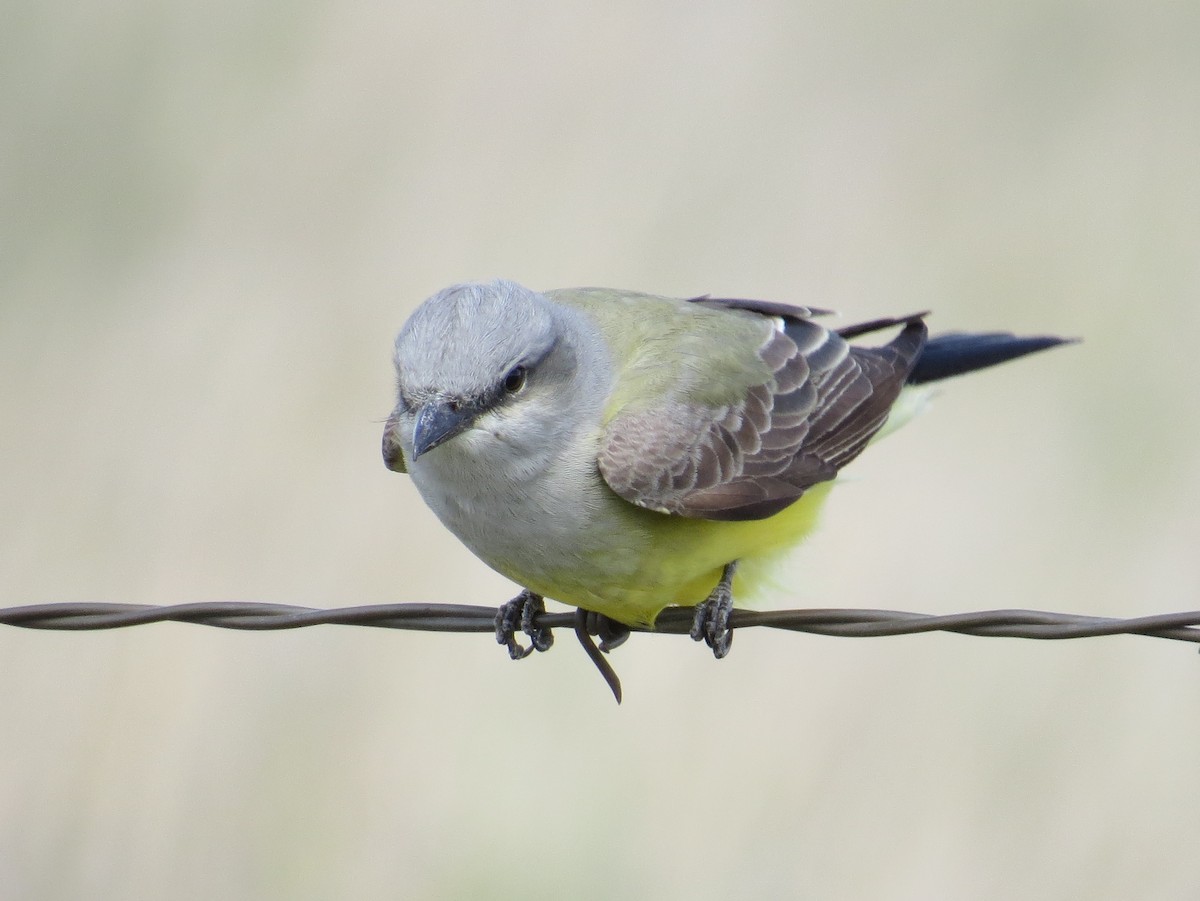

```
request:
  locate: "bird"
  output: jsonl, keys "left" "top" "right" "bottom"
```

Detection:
{"left": 382, "top": 279, "right": 1072, "bottom": 668}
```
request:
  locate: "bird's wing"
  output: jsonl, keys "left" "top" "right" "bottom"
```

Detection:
{"left": 595, "top": 298, "right": 927, "bottom": 522}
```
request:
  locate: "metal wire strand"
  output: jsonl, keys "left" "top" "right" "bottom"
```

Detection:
{"left": 2, "top": 600, "right": 1198, "bottom": 642}
{"left": 5, "top": 601, "right": 1195, "bottom": 703}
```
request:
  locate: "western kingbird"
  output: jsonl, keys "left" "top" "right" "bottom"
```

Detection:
{"left": 382, "top": 280, "right": 1071, "bottom": 662}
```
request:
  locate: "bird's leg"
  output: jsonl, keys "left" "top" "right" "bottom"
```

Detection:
{"left": 495, "top": 588, "right": 554, "bottom": 660}
{"left": 690, "top": 561, "right": 737, "bottom": 658}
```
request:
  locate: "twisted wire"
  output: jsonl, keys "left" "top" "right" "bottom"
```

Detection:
{"left": 6, "top": 600, "right": 1193, "bottom": 703}
{"left": 2, "top": 600, "right": 1198, "bottom": 642}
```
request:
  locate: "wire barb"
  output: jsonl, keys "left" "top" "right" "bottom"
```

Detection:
{"left": 573, "top": 609, "right": 623, "bottom": 704}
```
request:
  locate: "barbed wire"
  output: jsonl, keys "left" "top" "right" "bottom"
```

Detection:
{"left": 4, "top": 600, "right": 1199, "bottom": 639}
{"left": 3, "top": 600, "right": 1197, "bottom": 702}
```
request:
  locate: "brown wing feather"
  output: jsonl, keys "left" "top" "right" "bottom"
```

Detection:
{"left": 597, "top": 306, "right": 927, "bottom": 522}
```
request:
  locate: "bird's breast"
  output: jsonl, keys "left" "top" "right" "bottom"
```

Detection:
{"left": 408, "top": 428, "right": 618, "bottom": 578}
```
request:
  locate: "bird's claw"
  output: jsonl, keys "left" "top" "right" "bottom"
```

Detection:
{"left": 495, "top": 589, "right": 553, "bottom": 659}
{"left": 690, "top": 562, "right": 736, "bottom": 659}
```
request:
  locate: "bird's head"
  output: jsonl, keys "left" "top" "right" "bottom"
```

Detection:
{"left": 383, "top": 280, "right": 594, "bottom": 475}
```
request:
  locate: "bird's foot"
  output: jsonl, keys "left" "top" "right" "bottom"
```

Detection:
{"left": 495, "top": 589, "right": 553, "bottom": 660}
{"left": 690, "top": 562, "right": 737, "bottom": 659}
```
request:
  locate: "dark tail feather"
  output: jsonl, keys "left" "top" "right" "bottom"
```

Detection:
{"left": 907, "top": 332, "right": 1077, "bottom": 385}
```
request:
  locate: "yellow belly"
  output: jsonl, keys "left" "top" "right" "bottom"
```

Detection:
{"left": 508, "top": 481, "right": 835, "bottom": 626}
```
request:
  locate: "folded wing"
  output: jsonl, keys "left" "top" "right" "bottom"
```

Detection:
{"left": 597, "top": 299, "right": 927, "bottom": 521}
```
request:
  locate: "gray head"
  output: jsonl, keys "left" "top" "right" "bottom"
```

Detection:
{"left": 383, "top": 280, "right": 595, "bottom": 472}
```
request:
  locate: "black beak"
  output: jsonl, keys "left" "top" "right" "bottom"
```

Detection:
{"left": 411, "top": 400, "right": 474, "bottom": 460}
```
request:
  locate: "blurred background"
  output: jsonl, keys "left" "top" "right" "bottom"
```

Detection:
{"left": 2, "top": 2, "right": 1198, "bottom": 898}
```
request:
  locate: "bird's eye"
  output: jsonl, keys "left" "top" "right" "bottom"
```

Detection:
{"left": 503, "top": 365, "right": 528, "bottom": 394}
